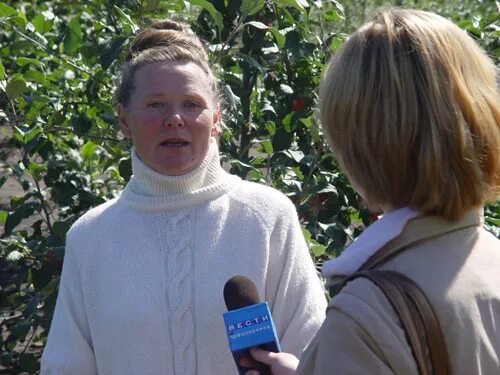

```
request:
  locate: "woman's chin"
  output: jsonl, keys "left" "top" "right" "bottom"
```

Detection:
{"left": 153, "top": 161, "right": 199, "bottom": 176}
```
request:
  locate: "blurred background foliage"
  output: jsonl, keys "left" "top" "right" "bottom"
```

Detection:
{"left": 0, "top": 0, "right": 498, "bottom": 372}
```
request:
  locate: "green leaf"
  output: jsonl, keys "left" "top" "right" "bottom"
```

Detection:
{"left": 100, "top": 112, "right": 117, "bottom": 125}
{"left": 5, "top": 76, "right": 27, "bottom": 99}
{"left": 32, "top": 13, "right": 45, "bottom": 33}
{"left": 282, "top": 112, "right": 294, "bottom": 132}
{"left": 0, "top": 3, "right": 17, "bottom": 17}
{"left": 7, "top": 250, "right": 26, "bottom": 265}
{"left": 317, "top": 184, "right": 338, "bottom": 194}
{"left": 24, "top": 70, "right": 47, "bottom": 85}
{"left": 63, "top": 18, "right": 82, "bottom": 55}
{"left": 241, "top": 0, "right": 266, "bottom": 16}
{"left": 284, "top": 149, "right": 304, "bottom": 162}
{"left": 222, "top": 84, "right": 241, "bottom": 110}
{"left": 10, "top": 14, "right": 27, "bottom": 29}
{"left": 328, "top": 35, "right": 343, "bottom": 51}
{"left": 274, "top": 0, "right": 309, "bottom": 13}
{"left": 40, "top": 277, "right": 59, "bottom": 298}
{"left": 27, "top": 161, "right": 47, "bottom": 181}
{"left": 280, "top": 84, "right": 293, "bottom": 94}
{"left": 189, "top": 0, "right": 223, "bottom": 30}
{"left": 14, "top": 125, "right": 42, "bottom": 145}
{"left": 260, "top": 140, "right": 273, "bottom": 155}
{"left": 81, "top": 141, "right": 97, "bottom": 161}
{"left": 262, "top": 99, "right": 276, "bottom": 114}
{"left": 16, "top": 57, "right": 45, "bottom": 69}
{"left": 144, "top": 0, "right": 160, "bottom": 12}
{"left": 324, "top": 9, "right": 342, "bottom": 22}
{"left": 300, "top": 117, "right": 313, "bottom": 128}
{"left": 25, "top": 125, "right": 42, "bottom": 144}
{"left": 246, "top": 21, "right": 269, "bottom": 30}
{"left": 114, "top": 6, "right": 138, "bottom": 34}
{"left": 265, "top": 121, "right": 276, "bottom": 136}
{"left": 246, "top": 22, "right": 285, "bottom": 49}
{"left": 4, "top": 202, "right": 38, "bottom": 235}
{"left": 237, "top": 53, "right": 267, "bottom": 77}
{"left": 269, "top": 27, "right": 286, "bottom": 48}
{"left": 52, "top": 220, "right": 70, "bottom": 242}
{"left": 19, "top": 353, "right": 37, "bottom": 373}
{"left": 302, "top": 228, "right": 312, "bottom": 242}
{"left": 0, "top": 59, "right": 5, "bottom": 80}
{"left": 71, "top": 113, "right": 92, "bottom": 136}
{"left": 100, "top": 36, "right": 127, "bottom": 70}
{"left": 486, "top": 216, "right": 500, "bottom": 226}
{"left": 311, "top": 244, "right": 326, "bottom": 257}
{"left": 119, "top": 157, "right": 132, "bottom": 181}
{"left": 31, "top": 13, "right": 53, "bottom": 34}
{"left": 6, "top": 250, "right": 23, "bottom": 262}
{"left": 248, "top": 169, "right": 264, "bottom": 181}
{"left": 0, "top": 210, "right": 6, "bottom": 225}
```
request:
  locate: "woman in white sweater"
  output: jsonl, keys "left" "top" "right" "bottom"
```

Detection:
{"left": 41, "top": 19, "right": 326, "bottom": 375}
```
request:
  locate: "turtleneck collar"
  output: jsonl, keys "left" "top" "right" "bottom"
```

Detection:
{"left": 120, "top": 138, "right": 237, "bottom": 211}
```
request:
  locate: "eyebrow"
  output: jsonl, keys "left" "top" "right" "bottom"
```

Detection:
{"left": 142, "top": 92, "right": 205, "bottom": 99}
{"left": 139, "top": 93, "right": 210, "bottom": 107}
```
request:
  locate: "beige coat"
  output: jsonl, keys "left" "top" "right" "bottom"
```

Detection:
{"left": 298, "top": 209, "right": 500, "bottom": 374}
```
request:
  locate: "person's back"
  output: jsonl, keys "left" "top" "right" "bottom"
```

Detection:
{"left": 407, "top": 223, "right": 500, "bottom": 373}
{"left": 244, "top": 8, "right": 500, "bottom": 375}
{"left": 322, "top": 211, "right": 500, "bottom": 373}
{"left": 301, "top": 8, "right": 500, "bottom": 374}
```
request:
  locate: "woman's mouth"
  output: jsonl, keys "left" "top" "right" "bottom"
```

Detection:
{"left": 160, "top": 139, "right": 189, "bottom": 147}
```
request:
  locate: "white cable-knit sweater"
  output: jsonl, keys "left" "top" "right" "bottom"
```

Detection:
{"left": 41, "top": 139, "right": 327, "bottom": 375}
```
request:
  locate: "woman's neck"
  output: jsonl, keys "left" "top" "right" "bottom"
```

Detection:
{"left": 129, "top": 137, "right": 225, "bottom": 197}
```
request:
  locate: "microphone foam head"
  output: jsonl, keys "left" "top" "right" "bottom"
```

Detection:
{"left": 223, "top": 275, "right": 261, "bottom": 311}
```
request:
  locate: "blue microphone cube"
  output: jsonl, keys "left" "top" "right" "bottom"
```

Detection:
{"left": 223, "top": 302, "right": 281, "bottom": 351}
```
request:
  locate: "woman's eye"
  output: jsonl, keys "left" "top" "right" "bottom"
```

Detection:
{"left": 147, "top": 102, "right": 164, "bottom": 108}
{"left": 184, "top": 101, "right": 201, "bottom": 110}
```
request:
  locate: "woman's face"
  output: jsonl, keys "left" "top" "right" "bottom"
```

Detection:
{"left": 118, "top": 61, "right": 219, "bottom": 176}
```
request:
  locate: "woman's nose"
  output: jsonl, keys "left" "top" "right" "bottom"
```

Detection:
{"left": 163, "top": 112, "right": 184, "bottom": 127}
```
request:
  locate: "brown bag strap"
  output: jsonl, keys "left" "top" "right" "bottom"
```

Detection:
{"left": 342, "top": 270, "right": 451, "bottom": 375}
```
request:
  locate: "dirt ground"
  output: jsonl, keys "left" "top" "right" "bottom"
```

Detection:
{"left": 0, "top": 125, "right": 38, "bottom": 231}
{"left": 1, "top": 126, "right": 20, "bottom": 203}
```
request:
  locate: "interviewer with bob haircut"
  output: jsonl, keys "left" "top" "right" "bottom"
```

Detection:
{"left": 245, "top": 8, "right": 500, "bottom": 375}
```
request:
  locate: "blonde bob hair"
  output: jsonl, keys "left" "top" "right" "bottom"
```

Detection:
{"left": 319, "top": 8, "right": 500, "bottom": 220}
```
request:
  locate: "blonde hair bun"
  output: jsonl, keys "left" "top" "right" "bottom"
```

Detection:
{"left": 149, "top": 19, "right": 186, "bottom": 31}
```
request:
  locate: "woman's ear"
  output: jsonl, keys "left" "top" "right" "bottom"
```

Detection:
{"left": 117, "top": 103, "right": 132, "bottom": 139}
{"left": 211, "top": 103, "right": 221, "bottom": 136}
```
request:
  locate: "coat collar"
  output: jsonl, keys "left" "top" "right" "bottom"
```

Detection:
{"left": 323, "top": 208, "right": 483, "bottom": 285}
{"left": 321, "top": 207, "right": 420, "bottom": 277}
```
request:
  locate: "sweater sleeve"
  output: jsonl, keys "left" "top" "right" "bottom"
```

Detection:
{"left": 265, "top": 200, "right": 327, "bottom": 358}
{"left": 40, "top": 242, "right": 97, "bottom": 375}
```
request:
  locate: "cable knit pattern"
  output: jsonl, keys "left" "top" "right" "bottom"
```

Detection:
{"left": 161, "top": 212, "right": 196, "bottom": 374}
{"left": 41, "top": 138, "right": 327, "bottom": 375}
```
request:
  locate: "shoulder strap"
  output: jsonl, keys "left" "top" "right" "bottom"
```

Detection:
{"left": 341, "top": 270, "right": 451, "bottom": 375}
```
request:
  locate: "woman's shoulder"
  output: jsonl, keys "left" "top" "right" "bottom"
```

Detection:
{"left": 228, "top": 179, "right": 296, "bottom": 212}
{"left": 328, "top": 277, "right": 393, "bottom": 318}
{"left": 302, "top": 277, "right": 416, "bottom": 374}
{"left": 326, "top": 276, "right": 411, "bottom": 345}
{"left": 67, "top": 197, "right": 122, "bottom": 238}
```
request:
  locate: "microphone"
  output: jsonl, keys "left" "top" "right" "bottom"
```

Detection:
{"left": 222, "top": 275, "right": 281, "bottom": 375}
